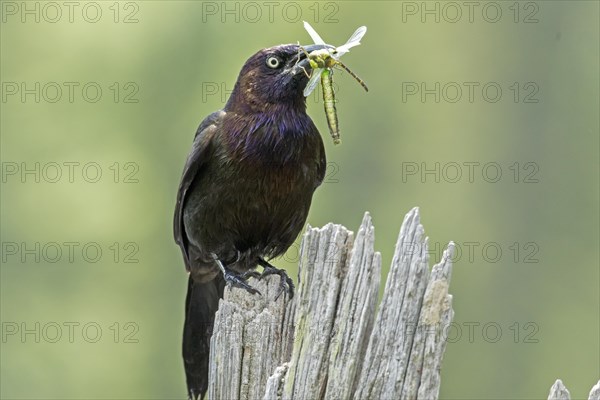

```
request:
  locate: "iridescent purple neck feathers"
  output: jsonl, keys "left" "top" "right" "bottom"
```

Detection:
{"left": 221, "top": 108, "right": 317, "bottom": 164}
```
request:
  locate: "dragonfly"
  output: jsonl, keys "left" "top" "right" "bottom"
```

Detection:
{"left": 300, "top": 21, "right": 368, "bottom": 145}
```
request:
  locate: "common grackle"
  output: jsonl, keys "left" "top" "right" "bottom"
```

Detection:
{"left": 173, "top": 43, "right": 329, "bottom": 400}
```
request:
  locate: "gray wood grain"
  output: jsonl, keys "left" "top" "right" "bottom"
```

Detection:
{"left": 548, "top": 379, "right": 571, "bottom": 400}
{"left": 546, "top": 379, "right": 600, "bottom": 400}
{"left": 588, "top": 381, "right": 600, "bottom": 400}
{"left": 207, "top": 208, "right": 455, "bottom": 400}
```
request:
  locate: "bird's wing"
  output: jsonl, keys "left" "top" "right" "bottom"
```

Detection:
{"left": 312, "top": 121, "right": 327, "bottom": 187}
{"left": 173, "top": 110, "right": 224, "bottom": 270}
{"left": 316, "top": 140, "right": 327, "bottom": 187}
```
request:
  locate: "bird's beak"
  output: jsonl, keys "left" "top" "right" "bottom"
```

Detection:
{"left": 302, "top": 43, "right": 334, "bottom": 53}
{"left": 289, "top": 43, "right": 334, "bottom": 76}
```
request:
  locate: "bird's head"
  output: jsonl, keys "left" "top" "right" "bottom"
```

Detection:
{"left": 225, "top": 43, "right": 331, "bottom": 113}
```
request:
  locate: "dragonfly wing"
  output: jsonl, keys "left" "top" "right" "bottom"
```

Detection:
{"left": 345, "top": 26, "right": 367, "bottom": 47}
{"left": 335, "top": 26, "right": 367, "bottom": 57}
{"left": 303, "top": 21, "right": 326, "bottom": 45}
{"left": 304, "top": 68, "right": 323, "bottom": 97}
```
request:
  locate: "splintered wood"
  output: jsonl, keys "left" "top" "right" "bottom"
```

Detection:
{"left": 547, "top": 379, "right": 600, "bottom": 400}
{"left": 208, "top": 207, "right": 455, "bottom": 400}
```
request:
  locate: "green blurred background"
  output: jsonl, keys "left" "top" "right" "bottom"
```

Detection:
{"left": 1, "top": 1, "right": 598, "bottom": 399}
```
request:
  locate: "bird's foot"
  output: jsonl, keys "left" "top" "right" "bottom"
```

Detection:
{"left": 258, "top": 258, "right": 295, "bottom": 300}
{"left": 240, "top": 270, "right": 262, "bottom": 280}
{"left": 213, "top": 254, "right": 261, "bottom": 296}
{"left": 223, "top": 268, "right": 261, "bottom": 296}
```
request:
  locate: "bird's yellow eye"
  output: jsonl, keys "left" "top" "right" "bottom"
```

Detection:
{"left": 266, "top": 56, "right": 282, "bottom": 69}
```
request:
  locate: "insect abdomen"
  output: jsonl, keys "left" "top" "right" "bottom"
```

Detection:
{"left": 321, "top": 69, "right": 340, "bottom": 145}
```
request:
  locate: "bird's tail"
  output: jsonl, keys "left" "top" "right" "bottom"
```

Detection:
{"left": 183, "top": 274, "right": 225, "bottom": 400}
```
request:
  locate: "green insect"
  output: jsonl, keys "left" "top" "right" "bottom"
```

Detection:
{"left": 301, "top": 22, "right": 369, "bottom": 145}
{"left": 320, "top": 69, "right": 340, "bottom": 144}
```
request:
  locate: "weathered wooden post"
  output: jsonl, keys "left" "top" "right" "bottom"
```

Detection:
{"left": 208, "top": 207, "right": 455, "bottom": 400}
{"left": 547, "top": 379, "right": 600, "bottom": 400}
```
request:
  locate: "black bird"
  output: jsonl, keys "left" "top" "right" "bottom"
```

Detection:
{"left": 173, "top": 43, "right": 329, "bottom": 399}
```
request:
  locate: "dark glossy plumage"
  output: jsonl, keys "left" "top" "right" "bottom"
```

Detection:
{"left": 174, "top": 44, "right": 327, "bottom": 399}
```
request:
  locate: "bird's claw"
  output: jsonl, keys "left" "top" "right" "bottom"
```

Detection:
{"left": 258, "top": 259, "right": 295, "bottom": 301}
{"left": 213, "top": 253, "right": 261, "bottom": 296}
{"left": 241, "top": 270, "right": 262, "bottom": 280}
{"left": 224, "top": 270, "right": 261, "bottom": 296}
